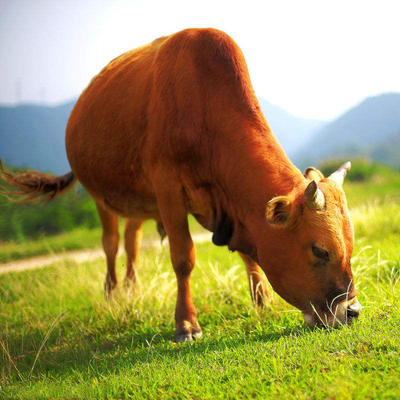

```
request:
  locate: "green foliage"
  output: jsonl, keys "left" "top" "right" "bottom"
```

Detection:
{"left": 318, "top": 157, "right": 396, "bottom": 182}
{"left": 0, "top": 180, "right": 100, "bottom": 243}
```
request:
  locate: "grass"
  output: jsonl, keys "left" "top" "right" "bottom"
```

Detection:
{"left": 0, "top": 170, "right": 400, "bottom": 399}
{"left": 0, "top": 208, "right": 400, "bottom": 397}
{"left": 0, "top": 226, "right": 102, "bottom": 264}
{"left": 345, "top": 177, "right": 400, "bottom": 207}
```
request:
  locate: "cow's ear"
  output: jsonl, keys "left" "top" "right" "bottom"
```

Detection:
{"left": 303, "top": 167, "right": 324, "bottom": 182}
{"left": 212, "top": 212, "right": 234, "bottom": 246}
{"left": 266, "top": 196, "right": 295, "bottom": 228}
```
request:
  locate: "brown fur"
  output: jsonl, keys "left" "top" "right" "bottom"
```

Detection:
{"left": 0, "top": 28, "right": 357, "bottom": 338}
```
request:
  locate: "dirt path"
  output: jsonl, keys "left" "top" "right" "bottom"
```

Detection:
{"left": 0, "top": 232, "right": 213, "bottom": 275}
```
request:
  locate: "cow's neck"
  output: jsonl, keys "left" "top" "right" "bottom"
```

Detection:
{"left": 211, "top": 117, "right": 304, "bottom": 260}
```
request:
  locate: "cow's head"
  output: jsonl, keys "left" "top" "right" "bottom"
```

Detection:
{"left": 261, "top": 162, "right": 361, "bottom": 328}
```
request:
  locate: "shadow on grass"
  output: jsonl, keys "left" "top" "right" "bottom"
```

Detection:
{"left": 1, "top": 313, "right": 310, "bottom": 384}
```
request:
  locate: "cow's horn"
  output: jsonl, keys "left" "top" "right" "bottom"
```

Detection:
{"left": 328, "top": 161, "right": 351, "bottom": 187}
{"left": 305, "top": 180, "right": 325, "bottom": 211}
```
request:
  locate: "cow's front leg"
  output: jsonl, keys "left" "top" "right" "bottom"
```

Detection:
{"left": 154, "top": 176, "right": 202, "bottom": 342}
{"left": 170, "top": 232, "right": 202, "bottom": 342}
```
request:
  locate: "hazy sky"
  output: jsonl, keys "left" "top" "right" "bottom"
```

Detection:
{"left": 1, "top": 0, "right": 399, "bottom": 119}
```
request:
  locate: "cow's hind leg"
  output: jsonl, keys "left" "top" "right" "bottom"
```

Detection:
{"left": 154, "top": 175, "right": 202, "bottom": 342}
{"left": 239, "top": 252, "right": 269, "bottom": 307}
{"left": 124, "top": 219, "right": 143, "bottom": 289}
{"left": 96, "top": 202, "right": 120, "bottom": 296}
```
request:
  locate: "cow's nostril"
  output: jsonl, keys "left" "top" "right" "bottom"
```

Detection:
{"left": 346, "top": 307, "right": 360, "bottom": 320}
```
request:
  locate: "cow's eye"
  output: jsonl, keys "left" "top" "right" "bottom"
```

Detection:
{"left": 312, "top": 245, "right": 330, "bottom": 262}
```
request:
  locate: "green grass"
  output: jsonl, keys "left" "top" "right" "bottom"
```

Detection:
{"left": 1, "top": 197, "right": 400, "bottom": 398}
{"left": 0, "top": 226, "right": 102, "bottom": 263}
{"left": 345, "top": 176, "right": 400, "bottom": 207}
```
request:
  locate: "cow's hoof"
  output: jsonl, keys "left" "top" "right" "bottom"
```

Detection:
{"left": 174, "top": 333, "right": 193, "bottom": 342}
{"left": 104, "top": 282, "right": 117, "bottom": 299}
{"left": 192, "top": 330, "right": 203, "bottom": 340}
{"left": 174, "top": 330, "right": 202, "bottom": 343}
{"left": 123, "top": 278, "right": 141, "bottom": 296}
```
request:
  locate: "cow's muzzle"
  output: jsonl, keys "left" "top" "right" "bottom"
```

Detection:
{"left": 303, "top": 297, "right": 362, "bottom": 328}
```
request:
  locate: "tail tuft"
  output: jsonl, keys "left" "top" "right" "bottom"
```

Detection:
{"left": 0, "top": 159, "right": 76, "bottom": 203}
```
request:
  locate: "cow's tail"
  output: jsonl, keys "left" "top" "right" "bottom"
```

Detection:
{"left": 0, "top": 159, "right": 77, "bottom": 203}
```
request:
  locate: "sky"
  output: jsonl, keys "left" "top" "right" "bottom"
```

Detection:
{"left": 1, "top": 0, "right": 399, "bottom": 120}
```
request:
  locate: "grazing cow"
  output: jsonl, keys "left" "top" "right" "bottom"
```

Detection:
{"left": 0, "top": 28, "right": 361, "bottom": 341}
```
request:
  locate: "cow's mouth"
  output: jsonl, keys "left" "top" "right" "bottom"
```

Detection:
{"left": 303, "top": 297, "right": 362, "bottom": 328}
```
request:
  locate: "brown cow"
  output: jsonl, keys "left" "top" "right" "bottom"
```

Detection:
{"left": 0, "top": 28, "right": 361, "bottom": 341}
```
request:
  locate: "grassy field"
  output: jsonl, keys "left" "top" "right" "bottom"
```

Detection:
{"left": 1, "top": 171, "right": 400, "bottom": 399}
{"left": 0, "top": 227, "right": 103, "bottom": 264}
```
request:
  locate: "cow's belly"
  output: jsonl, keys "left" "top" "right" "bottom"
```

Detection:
{"left": 100, "top": 191, "right": 160, "bottom": 219}
{"left": 74, "top": 165, "right": 160, "bottom": 219}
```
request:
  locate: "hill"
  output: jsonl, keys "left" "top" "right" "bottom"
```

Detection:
{"left": 0, "top": 101, "right": 75, "bottom": 174}
{"left": 294, "top": 93, "right": 400, "bottom": 168}
{"left": 258, "top": 99, "right": 326, "bottom": 156}
{"left": 0, "top": 98, "right": 325, "bottom": 173}
{"left": 369, "top": 130, "right": 400, "bottom": 167}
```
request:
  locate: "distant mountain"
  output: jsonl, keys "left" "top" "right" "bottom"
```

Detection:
{"left": 369, "top": 130, "right": 400, "bottom": 167}
{"left": 0, "top": 98, "right": 324, "bottom": 173}
{"left": 259, "top": 99, "right": 327, "bottom": 156}
{"left": 0, "top": 101, "right": 75, "bottom": 174}
{"left": 294, "top": 93, "right": 400, "bottom": 168}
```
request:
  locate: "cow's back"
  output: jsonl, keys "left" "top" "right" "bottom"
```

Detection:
{"left": 66, "top": 36, "right": 169, "bottom": 217}
{"left": 66, "top": 28, "right": 263, "bottom": 219}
